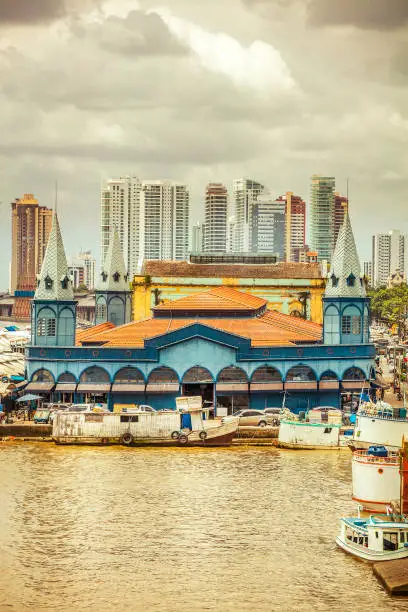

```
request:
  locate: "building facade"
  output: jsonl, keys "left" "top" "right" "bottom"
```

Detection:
{"left": 251, "top": 194, "right": 285, "bottom": 257}
{"left": 10, "top": 193, "right": 53, "bottom": 319}
{"left": 25, "top": 211, "right": 375, "bottom": 415}
{"left": 204, "top": 183, "right": 228, "bottom": 253}
{"left": 333, "top": 193, "right": 348, "bottom": 245}
{"left": 372, "top": 230, "right": 407, "bottom": 288}
{"left": 191, "top": 222, "right": 205, "bottom": 253}
{"left": 232, "top": 178, "right": 265, "bottom": 252}
{"left": 68, "top": 251, "right": 96, "bottom": 290}
{"left": 310, "top": 175, "right": 335, "bottom": 262}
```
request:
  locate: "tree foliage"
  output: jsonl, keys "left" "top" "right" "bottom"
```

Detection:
{"left": 369, "top": 284, "right": 408, "bottom": 324}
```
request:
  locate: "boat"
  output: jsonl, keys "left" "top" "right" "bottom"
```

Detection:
{"left": 278, "top": 407, "right": 353, "bottom": 449}
{"left": 350, "top": 400, "right": 408, "bottom": 451}
{"left": 336, "top": 514, "right": 408, "bottom": 562}
{"left": 352, "top": 446, "right": 400, "bottom": 513}
{"left": 52, "top": 396, "right": 238, "bottom": 447}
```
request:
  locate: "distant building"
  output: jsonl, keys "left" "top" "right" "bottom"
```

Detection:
{"left": 310, "top": 175, "right": 335, "bottom": 262}
{"left": 295, "top": 246, "right": 318, "bottom": 264}
{"left": 363, "top": 261, "right": 372, "bottom": 285}
{"left": 191, "top": 222, "right": 205, "bottom": 253}
{"left": 372, "top": 229, "right": 407, "bottom": 288}
{"left": 204, "top": 183, "right": 228, "bottom": 253}
{"left": 273, "top": 192, "right": 306, "bottom": 262}
{"left": 140, "top": 181, "right": 189, "bottom": 261}
{"left": 10, "top": 193, "right": 53, "bottom": 319}
{"left": 68, "top": 251, "right": 96, "bottom": 290}
{"left": 101, "top": 176, "right": 142, "bottom": 277}
{"left": 251, "top": 193, "right": 285, "bottom": 258}
{"left": 233, "top": 178, "right": 265, "bottom": 252}
{"left": 333, "top": 193, "right": 348, "bottom": 245}
{"left": 226, "top": 215, "right": 237, "bottom": 253}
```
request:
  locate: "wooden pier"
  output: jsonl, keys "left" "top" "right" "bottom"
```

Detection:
{"left": 373, "top": 559, "right": 408, "bottom": 595}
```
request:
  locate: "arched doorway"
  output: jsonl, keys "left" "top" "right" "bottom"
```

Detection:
{"left": 182, "top": 367, "right": 214, "bottom": 407}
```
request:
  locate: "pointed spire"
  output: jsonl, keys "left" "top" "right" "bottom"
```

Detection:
{"left": 35, "top": 213, "right": 74, "bottom": 301}
{"left": 325, "top": 212, "right": 366, "bottom": 298}
{"left": 98, "top": 228, "right": 129, "bottom": 291}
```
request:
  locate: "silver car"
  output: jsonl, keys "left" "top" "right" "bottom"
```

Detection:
{"left": 222, "top": 409, "right": 274, "bottom": 427}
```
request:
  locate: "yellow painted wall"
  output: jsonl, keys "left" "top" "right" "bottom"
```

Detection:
{"left": 132, "top": 276, "right": 325, "bottom": 324}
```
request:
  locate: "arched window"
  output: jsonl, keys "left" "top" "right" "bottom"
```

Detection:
{"left": 114, "top": 367, "right": 144, "bottom": 383}
{"left": 59, "top": 308, "right": 74, "bottom": 344}
{"left": 320, "top": 371, "right": 338, "bottom": 381}
{"left": 341, "top": 305, "right": 361, "bottom": 338}
{"left": 346, "top": 273, "right": 356, "bottom": 287}
{"left": 286, "top": 366, "right": 316, "bottom": 382}
{"left": 108, "top": 296, "right": 125, "bottom": 326}
{"left": 324, "top": 305, "right": 339, "bottom": 344}
{"left": 61, "top": 276, "right": 70, "bottom": 290}
{"left": 32, "top": 369, "right": 54, "bottom": 382}
{"left": 251, "top": 366, "right": 282, "bottom": 383}
{"left": 113, "top": 272, "right": 120, "bottom": 282}
{"left": 343, "top": 367, "right": 366, "bottom": 381}
{"left": 331, "top": 274, "right": 338, "bottom": 287}
{"left": 44, "top": 275, "right": 53, "bottom": 290}
{"left": 96, "top": 297, "right": 107, "bottom": 320}
{"left": 148, "top": 367, "right": 178, "bottom": 384}
{"left": 182, "top": 367, "right": 213, "bottom": 384}
{"left": 218, "top": 367, "right": 248, "bottom": 383}
{"left": 58, "top": 372, "right": 76, "bottom": 383}
{"left": 80, "top": 367, "right": 110, "bottom": 383}
{"left": 101, "top": 272, "right": 108, "bottom": 282}
{"left": 37, "top": 307, "right": 56, "bottom": 339}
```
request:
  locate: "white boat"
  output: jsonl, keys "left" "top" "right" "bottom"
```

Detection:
{"left": 336, "top": 514, "right": 408, "bottom": 562}
{"left": 352, "top": 447, "right": 400, "bottom": 513}
{"left": 278, "top": 407, "right": 353, "bottom": 449}
{"left": 52, "top": 396, "right": 238, "bottom": 447}
{"left": 351, "top": 401, "right": 408, "bottom": 451}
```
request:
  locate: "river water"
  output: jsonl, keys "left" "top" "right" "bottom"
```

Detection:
{"left": 0, "top": 443, "right": 406, "bottom": 612}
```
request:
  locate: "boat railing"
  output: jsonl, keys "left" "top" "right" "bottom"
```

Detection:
{"left": 359, "top": 409, "right": 408, "bottom": 422}
{"left": 353, "top": 450, "right": 400, "bottom": 464}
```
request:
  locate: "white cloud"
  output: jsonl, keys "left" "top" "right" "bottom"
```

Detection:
{"left": 153, "top": 8, "right": 296, "bottom": 93}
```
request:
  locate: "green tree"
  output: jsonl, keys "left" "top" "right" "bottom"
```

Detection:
{"left": 369, "top": 284, "right": 408, "bottom": 339}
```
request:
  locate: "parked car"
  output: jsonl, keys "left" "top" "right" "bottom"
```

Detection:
{"left": 263, "top": 407, "right": 282, "bottom": 426}
{"left": 221, "top": 409, "right": 273, "bottom": 427}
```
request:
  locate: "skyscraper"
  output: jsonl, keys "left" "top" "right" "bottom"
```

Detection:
{"left": 310, "top": 175, "right": 335, "bottom": 262}
{"left": 204, "top": 183, "right": 228, "bottom": 253}
{"left": 233, "top": 178, "right": 264, "bottom": 252}
{"left": 68, "top": 251, "right": 96, "bottom": 290}
{"left": 275, "top": 192, "right": 306, "bottom": 262}
{"left": 10, "top": 193, "right": 53, "bottom": 319}
{"left": 191, "top": 222, "right": 205, "bottom": 253}
{"left": 140, "top": 181, "right": 189, "bottom": 261}
{"left": 100, "top": 176, "right": 142, "bottom": 277}
{"left": 333, "top": 192, "right": 349, "bottom": 245}
{"left": 372, "top": 229, "right": 407, "bottom": 287}
{"left": 251, "top": 193, "right": 286, "bottom": 258}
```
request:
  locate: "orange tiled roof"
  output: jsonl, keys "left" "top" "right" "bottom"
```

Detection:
{"left": 78, "top": 312, "right": 322, "bottom": 348}
{"left": 141, "top": 260, "right": 323, "bottom": 280}
{"left": 76, "top": 322, "right": 115, "bottom": 345}
{"left": 154, "top": 286, "right": 267, "bottom": 312}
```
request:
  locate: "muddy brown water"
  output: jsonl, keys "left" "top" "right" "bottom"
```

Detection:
{"left": 0, "top": 443, "right": 406, "bottom": 611}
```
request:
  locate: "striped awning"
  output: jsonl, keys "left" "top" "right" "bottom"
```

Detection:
{"left": 25, "top": 382, "right": 55, "bottom": 392}
{"left": 76, "top": 383, "right": 111, "bottom": 393}
{"left": 284, "top": 381, "right": 317, "bottom": 391}
{"left": 145, "top": 383, "right": 179, "bottom": 393}
{"left": 250, "top": 382, "right": 283, "bottom": 392}
{"left": 216, "top": 383, "right": 249, "bottom": 393}
{"left": 341, "top": 381, "right": 367, "bottom": 391}
{"left": 319, "top": 380, "right": 339, "bottom": 390}
{"left": 111, "top": 383, "right": 145, "bottom": 393}
{"left": 55, "top": 383, "right": 77, "bottom": 392}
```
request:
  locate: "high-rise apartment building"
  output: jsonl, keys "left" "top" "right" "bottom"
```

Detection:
{"left": 233, "top": 178, "right": 265, "bottom": 252}
{"left": 10, "top": 193, "right": 53, "bottom": 318}
{"left": 68, "top": 251, "right": 96, "bottom": 290}
{"left": 226, "top": 216, "right": 237, "bottom": 253}
{"left": 191, "top": 222, "right": 205, "bottom": 253}
{"left": 100, "top": 176, "right": 142, "bottom": 277}
{"left": 333, "top": 193, "right": 348, "bottom": 245}
{"left": 251, "top": 194, "right": 286, "bottom": 258}
{"left": 274, "top": 192, "right": 306, "bottom": 262}
{"left": 140, "top": 181, "right": 189, "bottom": 261}
{"left": 310, "top": 175, "right": 335, "bottom": 262}
{"left": 363, "top": 261, "right": 372, "bottom": 285}
{"left": 372, "top": 230, "right": 407, "bottom": 288}
{"left": 204, "top": 183, "right": 228, "bottom": 253}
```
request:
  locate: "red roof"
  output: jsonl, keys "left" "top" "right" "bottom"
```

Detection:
{"left": 154, "top": 286, "right": 267, "bottom": 312}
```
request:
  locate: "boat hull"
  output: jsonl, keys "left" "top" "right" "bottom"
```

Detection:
{"left": 352, "top": 413, "right": 408, "bottom": 450}
{"left": 336, "top": 536, "right": 408, "bottom": 562}
{"left": 278, "top": 420, "right": 350, "bottom": 450}
{"left": 352, "top": 453, "right": 400, "bottom": 513}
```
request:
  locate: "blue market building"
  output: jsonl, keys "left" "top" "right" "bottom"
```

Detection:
{"left": 25, "top": 213, "right": 375, "bottom": 415}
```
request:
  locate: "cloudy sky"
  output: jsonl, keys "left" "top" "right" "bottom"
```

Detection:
{"left": 0, "top": 0, "right": 407, "bottom": 288}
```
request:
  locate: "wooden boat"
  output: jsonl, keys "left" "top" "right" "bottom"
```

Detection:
{"left": 52, "top": 396, "right": 237, "bottom": 447}
{"left": 350, "top": 401, "right": 408, "bottom": 451}
{"left": 336, "top": 514, "right": 408, "bottom": 562}
{"left": 278, "top": 407, "right": 353, "bottom": 449}
{"left": 352, "top": 447, "right": 400, "bottom": 513}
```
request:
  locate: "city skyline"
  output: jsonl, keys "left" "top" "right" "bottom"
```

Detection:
{"left": 0, "top": 1, "right": 406, "bottom": 288}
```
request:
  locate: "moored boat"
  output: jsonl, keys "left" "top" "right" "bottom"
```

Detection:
{"left": 352, "top": 446, "right": 400, "bottom": 513}
{"left": 52, "top": 396, "right": 238, "bottom": 447}
{"left": 278, "top": 407, "right": 353, "bottom": 449}
{"left": 336, "top": 514, "right": 408, "bottom": 562}
{"left": 350, "top": 401, "right": 408, "bottom": 451}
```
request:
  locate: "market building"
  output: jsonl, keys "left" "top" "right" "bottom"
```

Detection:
{"left": 25, "top": 212, "right": 375, "bottom": 415}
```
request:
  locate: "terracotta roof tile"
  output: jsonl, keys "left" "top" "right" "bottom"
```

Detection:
{"left": 141, "top": 260, "right": 323, "bottom": 280}
{"left": 154, "top": 286, "right": 267, "bottom": 312}
{"left": 76, "top": 322, "right": 115, "bottom": 345}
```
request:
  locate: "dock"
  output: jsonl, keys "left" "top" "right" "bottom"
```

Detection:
{"left": 373, "top": 559, "right": 408, "bottom": 595}
{"left": 0, "top": 422, "right": 52, "bottom": 441}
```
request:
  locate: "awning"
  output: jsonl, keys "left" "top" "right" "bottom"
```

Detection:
{"left": 319, "top": 381, "right": 339, "bottom": 390}
{"left": 111, "top": 383, "right": 145, "bottom": 393}
{"left": 145, "top": 383, "right": 179, "bottom": 393}
{"left": 284, "top": 381, "right": 318, "bottom": 391}
{"left": 55, "top": 383, "right": 77, "bottom": 392}
{"left": 250, "top": 382, "right": 283, "bottom": 392}
{"left": 216, "top": 383, "right": 249, "bottom": 393}
{"left": 76, "top": 383, "right": 111, "bottom": 393}
{"left": 341, "top": 381, "right": 367, "bottom": 391}
{"left": 25, "top": 382, "right": 55, "bottom": 392}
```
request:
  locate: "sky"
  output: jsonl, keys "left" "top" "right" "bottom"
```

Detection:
{"left": 0, "top": 0, "right": 407, "bottom": 289}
